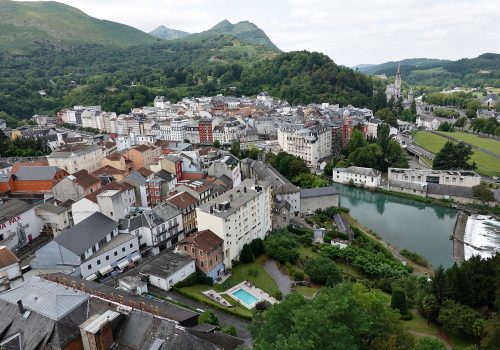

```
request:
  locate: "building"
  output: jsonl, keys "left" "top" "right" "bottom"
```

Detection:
{"left": 35, "top": 203, "right": 72, "bottom": 237}
{"left": 386, "top": 64, "right": 402, "bottom": 101}
{"left": 139, "top": 251, "right": 195, "bottom": 291}
{"left": 33, "top": 212, "right": 140, "bottom": 279}
{"left": 175, "top": 180, "right": 216, "bottom": 204}
{"left": 0, "top": 199, "right": 44, "bottom": 250}
{"left": 277, "top": 123, "right": 332, "bottom": 168}
{"left": 167, "top": 191, "right": 199, "bottom": 234}
{"left": 124, "top": 145, "right": 161, "bottom": 170}
{"left": 9, "top": 166, "right": 67, "bottom": 193}
{"left": 160, "top": 155, "right": 183, "bottom": 180}
{"left": 71, "top": 181, "right": 136, "bottom": 224}
{"left": 299, "top": 187, "right": 340, "bottom": 215}
{"left": 101, "top": 152, "right": 134, "bottom": 174}
{"left": 47, "top": 144, "right": 104, "bottom": 173}
{"left": 53, "top": 169, "right": 101, "bottom": 202}
{"left": 388, "top": 168, "right": 481, "bottom": 188}
{"left": 196, "top": 179, "right": 272, "bottom": 268}
{"left": 332, "top": 166, "right": 382, "bottom": 189}
{"left": 119, "top": 203, "right": 184, "bottom": 255}
{"left": 0, "top": 245, "right": 22, "bottom": 291}
{"left": 177, "top": 229, "right": 225, "bottom": 280}
{"left": 124, "top": 170, "right": 151, "bottom": 208}
{"left": 198, "top": 118, "right": 213, "bottom": 144}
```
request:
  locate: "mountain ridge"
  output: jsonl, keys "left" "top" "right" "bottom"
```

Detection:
{"left": 149, "top": 25, "right": 190, "bottom": 40}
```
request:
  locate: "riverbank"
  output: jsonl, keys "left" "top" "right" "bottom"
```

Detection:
{"left": 451, "top": 211, "right": 468, "bottom": 263}
{"left": 378, "top": 188, "right": 453, "bottom": 207}
{"left": 343, "top": 214, "right": 433, "bottom": 276}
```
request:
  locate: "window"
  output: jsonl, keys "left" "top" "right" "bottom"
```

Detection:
{"left": 183, "top": 245, "right": 187, "bottom": 251}
{"left": 192, "top": 247, "right": 195, "bottom": 254}
{"left": 200, "top": 250, "right": 204, "bottom": 256}
{"left": 106, "top": 255, "right": 109, "bottom": 261}
{"left": 114, "top": 251, "right": 118, "bottom": 256}
{"left": 209, "top": 259, "right": 212, "bottom": 267}
{"left": 201, "top": 261, "right": 204, "bottom": 267}
{"left": 88, "top": 264, "right": 92, "bottom": 270}
{"left": 129, "top": 243, "right": 133, "bottom": 248}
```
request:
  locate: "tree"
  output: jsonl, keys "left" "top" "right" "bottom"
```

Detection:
{"left": 247, "top": 145, "right": 260, "bottom": 160}
{"left": 264, "top": 231, "right": 299, "bottom": 263}
{"left": 410, "top": 100, "right": 417, "bottom": 116}
{"left": 431, "top": 265, "right": 447, "bottom": 303}
{"left": 415, "top": 337, "right": 447, "bottom": 350}
{"left": 376, "top": 123, "right": 391, "bottom": 154}
{"left": 198, "top": 310, "right": 219, "bottom": 326}
{"left": 294, "top": 271, "right": 305, "bottom": 281}
{"left": 438, "top": 300, "right": 485, "bottom": 340}
{"left": 250, "top": 238, "right": 265, "bottom": 257}
{"left": 433, "top": 141, "right": 476, "bottom": 170}
{"left": 385, "top": 139, "right": 409, "bottom": 169}
{"left": 481, "top": 315, "right": 500, "bottom": 350}
{"left": 391, "top": 288, "right": 409, "bottom": 316}
{"left": 304, "top": 257, "right": 341, "bottom": 285}
{"left": 239, "top": 244, "right": 255, "bottom": 263}
{"left": 348, "top": 129, "right": 366, "bottom": 153}
{"left": 455, "top": 116, "right": 467, "bottom": 129}
{"left": 348, "top": 143, "right": 383, "bottom": 169}
{"left": 421, "top": 294, "right": 439, "bottom": 324}
{"left": 291, "top": 173, "right": 329, "bottom": 188}
{"left": 230, "top": 141, "right": 241, "bottom": 158}
{"left": 212, "top": 140, "right": 221, "bottom": 148}
{"left": 251, "top": 283, "right": 415, "bottom": 350}
{"left": 221, "top": 325, "right": 237, "bottom": 337}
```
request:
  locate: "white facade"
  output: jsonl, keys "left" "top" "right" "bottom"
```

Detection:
{"left": 116, "top": 136, "right": 132, "bottom": 151}
{"left": 196, "top": 180, "right": 272, "bottom": 268}
{"left": 47, "top": 145, "right": 104, "bottom": 174}
{"left": 332, "top": 166, "right": 382, "bottom": 189}
{"left": 277, "top": 124, "right": 332, "bottom": 168}
{"left": 388, "top": 168, "right": 481, "bottom": 188}
{"left": 0, "top": 205, "right": 44, "bottom": 251}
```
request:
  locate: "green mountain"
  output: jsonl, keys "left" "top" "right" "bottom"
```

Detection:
{"left": 0, "top": 0, "right": 157, "bottom": 53}
{"left": 360, "top": 54, "right": 500, "bottom": 88}
{"left": 185, "top": 19, "right": 280, "bottom": 51}
{"left": 149, "top": 25, "right": 190, "bottom": 40}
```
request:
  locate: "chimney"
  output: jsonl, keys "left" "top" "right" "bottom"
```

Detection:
{"left": 243, "top": 186, "right": 247, "bottom": 193}
{"left": 210, "top": 205, "right": 214, "bottom": 214}
{"left": 17, "top": 300, "right": 25, "bottom": 314}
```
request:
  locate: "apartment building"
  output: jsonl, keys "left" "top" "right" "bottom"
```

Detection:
{"left": 277, "top": 123, "right": 332, "bottom": 168}
{"left": 388, "top": 168, "right": 481, "bottom": 188}
{"left": 196, "top": 179, "right": 272, "bottom": 268}
{"left": 47, "top": 144, "right": 104, "bottom": 174}
{"left": 332, "top": 166, "right": 382, "bottom": 189}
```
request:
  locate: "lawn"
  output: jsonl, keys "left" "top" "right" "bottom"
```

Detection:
{"left": 294, "top": 286, "right": 319, "bottom": 298}
{"left": 217, "top": 255, "right": 278, "bottom": 295}
{"left": 177, "top": 284, "right": 253, "bottom": 318}
{"left": 414, "top": 131, "right": 500, "bottom": 177}
{"left": 439, "top": 131, "right": 500, "bottom": 155}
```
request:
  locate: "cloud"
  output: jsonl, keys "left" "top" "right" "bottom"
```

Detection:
{"left": 18, "top": 0, "right": 500, "bottom": 66}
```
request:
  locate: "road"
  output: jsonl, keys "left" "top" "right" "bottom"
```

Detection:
{"left": 148, "top": 286, "right": 252, "bottom": 340}
{"left": 263, "top": 259, "right": 291, "bottom": 295}
{"left": 401, "top": 135, "right": 435, "bottom": 160}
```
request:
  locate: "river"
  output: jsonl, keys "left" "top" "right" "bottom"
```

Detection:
{"left": 332, "top": 184, "right": 458, "bottom": 268}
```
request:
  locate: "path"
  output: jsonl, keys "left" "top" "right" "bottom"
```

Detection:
{"left": 263, "top": 259, "right": 292, "bottom": 296}
{"left": 432, "top": 131, "right": 500, "bottom": 159}
{"left": 148, "top": 286, "right": 252, "bottom": 340}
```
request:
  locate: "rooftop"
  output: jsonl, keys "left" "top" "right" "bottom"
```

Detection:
{"left": 35, "top": 203, "right": 67, "bottom": 215}
{"left": 167, "top": 191, "right": 198, "bottom": 210}
{"left": 54, "top": 212, "right": 119, "bottom": 255}
{"left": 48, "top": 144, "right": 100, "bottom": 158}
{"left": 335, "top": 166, "right": 381, "bottom": 177}
{"left": 139, "top": 251, "right": 194, "bottom": 279}
{"left": 14, "top": 166, "right": 63, "bottom": 181}
{"left": 68, "top": 169, "right": 100, "bottom": 188}
{"left": 300, "top": 186, "right": 339, "bottom": 198}
{"left": 178, "top": 229, "right": 223, "bottom": 252}
{"left": 0, "top": 199, "right": 35, "bottom": 225}
{"left": 0, "top": 245, "right": 19, "bottom": 268}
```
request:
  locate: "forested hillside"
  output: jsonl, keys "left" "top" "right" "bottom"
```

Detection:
{"left": 0, "top": 40, "right": 373, "bottom": 119}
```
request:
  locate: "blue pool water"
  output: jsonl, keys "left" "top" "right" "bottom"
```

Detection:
{"left": 232, "top": 288, "right": 259, "bottom": 305}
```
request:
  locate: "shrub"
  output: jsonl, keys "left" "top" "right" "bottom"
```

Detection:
{"left": 250, "top": 238, "right": 265, "bottom": 256}
{"left": 438, "top": 299, "right": 485, "bottom": 340}
{"left": 400, "top": 249, "right": 429, "bottom": 267}
{"left": 294, "top": 271, "right": 305, "bottom": 281}
{"left": 265, "top": 231, "right": 299, "bottom": 263}
{"left": 391, "top": 288, "right": 408, "bottom": 316}
{"left": 415, "top": 337, "right": 447, "bottom": 350}
{"left": 198, "top": 310, "right": 218, "bottom": 325}
{"left": 175, "top": 272, "right": 213, "bottom": 288}
{"left": 239, "top": 244, "right": 255, "bottom": 263}
{"left": 304, "top": 257, "right": 341, "bottom": 285}
{"left": 255, "top": 300, "right": 270, "bottom": 311}
{"left": 220, "top": 325, "right": 237, "bottom": 337}
{"left": 248, "top": 268, "right": 259, "bottom": 277}
{"left": 273, "top": 290, "right": 283, "bottom": 301}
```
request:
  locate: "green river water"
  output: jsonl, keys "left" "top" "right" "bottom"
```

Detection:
{"left": 332, "top": 184, "right": 458, "bottom": 268}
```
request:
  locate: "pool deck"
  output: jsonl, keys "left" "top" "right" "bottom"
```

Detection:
{"left": 225, "top": 281, "right": 278, "bottom": 309}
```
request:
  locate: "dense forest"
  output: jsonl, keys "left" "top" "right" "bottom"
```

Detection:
{"left": 0, "top": 36, "right": 373, "bottom": 121}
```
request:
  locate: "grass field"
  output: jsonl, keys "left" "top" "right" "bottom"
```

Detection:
{"left": 438, "top": 131, "right": 500, "bottom": 155}
{"left": 414, "top": 131, "right": 500, "bottom": 177}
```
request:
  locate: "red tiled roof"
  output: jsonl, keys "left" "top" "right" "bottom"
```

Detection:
{"left": 106, "top": 152, "right": 125, "bottom": 161}
{"left": 0, "top": 246, "right": 19, "bottom": 268}
{"left": 179, "top": 230, "right": 223, "bottom": 252}
{"left": 72, "top": 170, "right": 100, "bottom": 188}
{"left": 167, "top": 191, "right": 198, "bottom": 209}
{"left": 133, "top": 145, "right": 152, "bottom": 153}
{"left": 92, "top": 165, "right": 126, "bottom": 176}
{"left": 137, "top": 167, "right": 154, "bottom": 177}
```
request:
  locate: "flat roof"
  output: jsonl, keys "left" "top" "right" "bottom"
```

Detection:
{"left": 139, "top": 251, "right": 194, "bottom": 279}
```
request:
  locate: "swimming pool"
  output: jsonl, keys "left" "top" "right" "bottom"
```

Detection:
{"left": 232, "top": 288, "right": 259, "bottom": 307}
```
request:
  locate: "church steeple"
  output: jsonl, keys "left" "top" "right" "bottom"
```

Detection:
{"left": 394, "top": 63, "right": 401, "bottom": 99}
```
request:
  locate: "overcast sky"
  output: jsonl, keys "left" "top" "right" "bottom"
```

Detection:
{"left": 22, "top": 0, "right": 500, "bottom": 66}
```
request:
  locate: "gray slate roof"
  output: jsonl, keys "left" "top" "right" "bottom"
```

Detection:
{"left": 14, "top": 166, "right": 62, "bottom": 181}
{"left": 0, "top": 199, "right": 35, "bottom": 225}
{"left": 36, "top": 203, "right": 67, "bottom": 214}
{"left": 54, "top": 212, "right": 118, "bottom": 255}
{"left": 300, "top": 186, "right": 339, "bottom": 198}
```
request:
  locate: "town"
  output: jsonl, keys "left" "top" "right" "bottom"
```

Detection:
{"left": 0, "top": 82, "right": 499, "bottom": 349}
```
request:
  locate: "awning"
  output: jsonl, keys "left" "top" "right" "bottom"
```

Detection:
{"left": 131, "top": 253, "right": 141, "bottom": 262}
{"left": 99, "top": 265, "right": 113, "bottom": 276}
{"left": 85, "top": 274, "right": 97, "bottom": 281}
{"left": 117, "top": 259, "right": 130, "bottom": 269}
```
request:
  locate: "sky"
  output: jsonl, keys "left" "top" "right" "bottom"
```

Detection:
{"left": 20, "top": 0, "right": 500, "bottom": 67}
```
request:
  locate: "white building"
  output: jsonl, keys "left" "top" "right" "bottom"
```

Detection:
{"left": 33, "top": 212, "right": 140, "bottom": 279}
{"left": 154, "top": 96, "right": 170, "bottom": 109}
{"left": 138, "top": 251, "right": 195, "bottom": 291}
{"left": 277, "top": 123, "right": 332, "bottom": 168}
{"left": 332, "top": 166, "right": 382, "bottom": 189}
{"left": 388, "top": 168, "right": 481, "bottom": 188}
{"left": 196, "top": 179, "right": 272, "bottom": 268}
{"left": 0, "top": 199, "right": 44, "bottom": 251}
